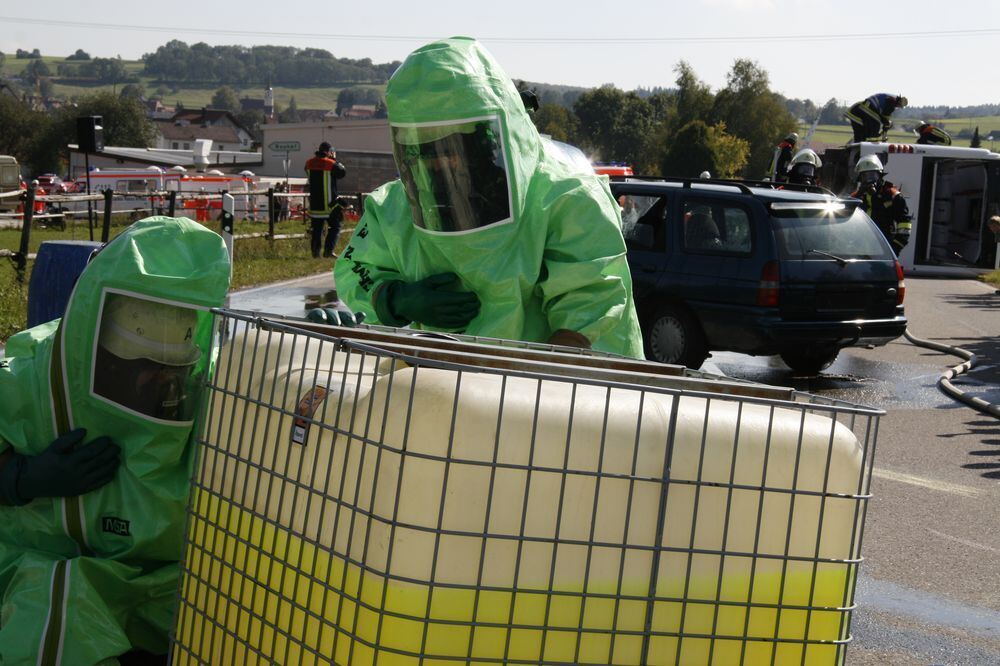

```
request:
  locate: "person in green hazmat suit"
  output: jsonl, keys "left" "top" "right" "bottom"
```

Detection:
{"left": 334, "top": 37, "right": 644, "bottom": 358}
{"left": 0, "top": 216, "right": 230, "bottom": 664}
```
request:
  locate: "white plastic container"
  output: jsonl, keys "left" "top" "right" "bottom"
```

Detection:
{"left": 175, "top": 319, "right": 876, "bottom": 666}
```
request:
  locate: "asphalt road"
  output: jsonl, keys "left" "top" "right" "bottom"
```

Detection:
{"left": 712, "top": 276, "right": 1000, "bottom": 665}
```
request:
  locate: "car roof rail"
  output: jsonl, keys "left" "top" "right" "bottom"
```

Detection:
{"left": 610, "top": 174, "right": 836, "bottom": 197}
{"left": 731, "top": 178, "right": 837, "bottom": 197}
{"left": 610, "top": 174, "right": 754, "bottom": 194}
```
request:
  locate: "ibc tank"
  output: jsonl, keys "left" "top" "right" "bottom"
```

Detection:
{"left": 173, "top": 314, "right": 879, "bottom": 666}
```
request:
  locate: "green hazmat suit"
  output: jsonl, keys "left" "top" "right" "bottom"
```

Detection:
{"left": 0, "top": 217, "right": 230, "bottom": 664}
{"left": 334, "top": 37, "right": 644, "bottom": 358}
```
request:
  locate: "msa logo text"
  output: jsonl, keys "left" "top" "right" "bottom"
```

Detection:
{"left": 101, "top": 516, "right": 131, "bottom": 537}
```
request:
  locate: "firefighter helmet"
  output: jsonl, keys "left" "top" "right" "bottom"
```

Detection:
{"left": 855, "top": 154, "right": 884, "bottom": 175}
{"left": 789, "top": 148, "right": 822, "bottom": 169}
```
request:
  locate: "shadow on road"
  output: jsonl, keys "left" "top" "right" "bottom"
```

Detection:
{"left": 941, "top": 289, "right": 1000, "bottom": 311}
{"left": 944, "top": 417, "right": 1000, "bottom": 480}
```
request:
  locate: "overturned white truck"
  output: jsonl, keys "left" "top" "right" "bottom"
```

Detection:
{"left": 821, "top": 141, "right": 1000, "bottom": 276}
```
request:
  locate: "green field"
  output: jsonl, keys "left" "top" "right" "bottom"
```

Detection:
{"left": 801, "top": 118, "right": 1000, "bottom": 150}
{"left": 1, "top": 55, "right": 381, "bottom": 110}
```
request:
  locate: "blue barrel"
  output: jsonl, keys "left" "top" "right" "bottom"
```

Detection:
{"left": 27, "top": 240, "right": 104, "bottom": 328}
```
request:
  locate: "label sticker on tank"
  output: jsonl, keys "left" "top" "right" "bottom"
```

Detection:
{"left": 292, "top": 385, "right": 328, "bottom": 445}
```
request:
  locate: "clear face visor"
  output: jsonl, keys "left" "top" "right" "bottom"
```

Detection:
{"left": 392, "top": 118, "right": 511, "bottom": 233}
{"left": 93, "top": 293, "right": 206, "bottom": 422}
{"left": 859, "top": 170, "right": 881, "bottom": 187}
{"left": 791, "top": 163, "right": 816, "bottom": 180}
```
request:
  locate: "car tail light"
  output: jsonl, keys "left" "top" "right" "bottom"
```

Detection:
{"left": 757, "top": 260, "right": 780, "bottom": 307}
{"left": 895, "top": 260, "right": 905, "bottom": 305}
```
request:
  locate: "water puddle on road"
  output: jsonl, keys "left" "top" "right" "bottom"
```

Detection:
{"left": 856, "top": 575, "right": 1000, "bottom": 637}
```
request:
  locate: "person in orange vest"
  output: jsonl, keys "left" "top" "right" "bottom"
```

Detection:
{"left": 304, "top": 142, "right": 347, "bottom": 258}
{"left": 768, "top": 132, "right": 798, "bottom": 182}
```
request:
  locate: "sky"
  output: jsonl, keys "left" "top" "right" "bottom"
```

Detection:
{"left": 2, "top": 0, "right": 997, "bottom": 108}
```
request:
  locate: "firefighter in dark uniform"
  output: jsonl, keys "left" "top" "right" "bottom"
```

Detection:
{"left": 304, "top": 141, "right": 347, "bottom": 258}
{"left": 914, "top": 121, "right": 952, "bottom": 145}
{"left": 852, "top": 154, "right": 912, "bottom": 253}
{"left": 786, "top": 148, "right": 822, "bottom": 187}
{"left": 768, "top": 132, "right": 798, "bottom": 182}
{"left": 845, "top": 93, "right": 908, "bottom": 143}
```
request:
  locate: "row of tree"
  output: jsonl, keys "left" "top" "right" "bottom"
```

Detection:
{"left": 530, "top": 59, "right": 797, "bottom": 179}
{"left": 141, "top": 41, "right": 400, "bottom": 86}
{"left": 0, "top": 92, "right": 155, "bottom": 175}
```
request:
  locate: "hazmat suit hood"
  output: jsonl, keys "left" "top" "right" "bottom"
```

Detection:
{"left": 336, "top": 38, "right": 644, "bottom": 358}
{"left": 0, "top": 217, "right": 230, "bottom": 662}
{"left": 386, "top": 36, "right": 541, "bottom": 232}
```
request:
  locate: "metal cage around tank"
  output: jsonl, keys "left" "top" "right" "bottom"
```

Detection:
{"left": 169, "top": 309, "right": 882, "bottom": 666}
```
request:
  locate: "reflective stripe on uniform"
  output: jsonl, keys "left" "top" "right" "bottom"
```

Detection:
{"left": 37, "top": 559, "right": 70, "bottom": 666}
{"left": 48, "top": 323, "right": 91, "bottom": 556}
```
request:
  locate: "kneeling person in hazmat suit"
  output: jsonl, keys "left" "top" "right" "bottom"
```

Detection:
{"left": 0, "top": 217, "right": 230, "bottom": 664}
{"left": 334, "top": 37, "right": 644, "bottom": 359}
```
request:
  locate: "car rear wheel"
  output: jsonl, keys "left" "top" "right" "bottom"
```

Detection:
{"left": 645, "top": 305, "right": 708, "bottom": 369}
{"left": 779, "top": 347, "right": 840, "bottom": 375}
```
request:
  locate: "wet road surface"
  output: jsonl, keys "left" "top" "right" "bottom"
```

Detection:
{"left": 711, "top": 277, "right": 1000, "bottom": 665}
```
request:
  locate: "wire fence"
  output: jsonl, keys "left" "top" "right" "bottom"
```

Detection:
{"left": 0, "top": 187, "right": 366, "bottom": 281}
{"left": 170, "top": 310, "right": 882, "bottom": 665}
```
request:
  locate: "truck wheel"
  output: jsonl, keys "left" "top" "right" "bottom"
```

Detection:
{"left": 780, "top": 347, "right": 839, "bottom": 375}
{"left": 645, "top": 305, "right": 708, "bottom": 369}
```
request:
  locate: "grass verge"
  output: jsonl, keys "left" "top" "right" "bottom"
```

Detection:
{"left": 0, "top": 215, "right": 355, "bottom": 343}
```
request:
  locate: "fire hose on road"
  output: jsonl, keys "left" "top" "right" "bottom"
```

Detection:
{"left": 904, "top": 328, "right": 1000, "bottom": 420}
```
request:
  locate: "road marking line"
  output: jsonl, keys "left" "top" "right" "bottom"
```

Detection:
{"left": 926, "top": 528, "right": 1000, "bottom": 555}
{"left": 872, "top": 467, "right": 984, "bottom": 498}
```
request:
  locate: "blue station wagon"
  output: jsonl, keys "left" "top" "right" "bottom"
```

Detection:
{"left": 611, "top": 177, "right": 908, "bottom": 374}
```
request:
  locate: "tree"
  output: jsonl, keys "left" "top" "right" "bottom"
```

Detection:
{"left": 711, "top": 59, "right": 797, "bottom": 178}
{"left": 0, "top": 95, "right": 50, "bottom": 172}
{"left": 532, "top": 103, "right": 580, "bottom": 144}
{"left": 573, "top": 85, "right": 625, "bottom": 158}
{"left": 83, "top": 57, "right": 131, "bottom": 85}
{"left": 24, "top": 58, "right": 51, "bottom": 85}
{"left": 211, "top": 85, "right": 241, "bottom": 113}
{"left": 279, "top": 95, "right": 300, "bottom": 123}
{"left": 119, "top": 83, "right": 145, "bottom": 101}
{"left": 31, "top": 92, "right": 155, "bottom": 173}
{"left": 66, "top": 49, "right": 91, "bottom": 61}
{"left": 336, "top": 86, "right": 380, "bottom": 116}
{"left": 672, "top": 62, "right": 713, "bottom": 131}
{"left": 971, "top": 126, "right": 982, "bottom": 148}
{"left": 235, "top": 109, "right": 265, "bottom": 143}
{"left": 818, "top": 98, "right": 847, "bottom": 125}
{"left": 0, "top": 52, "right": 6, "bottom": 70}
{"left": 659, "top": 120, "right": 748, "bottom": 179}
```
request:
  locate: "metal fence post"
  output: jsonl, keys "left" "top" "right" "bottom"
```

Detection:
{"left": 168, "top": 191, "right": 177, "bottom": 217}
{"left": 101, "top": 189, "right": 113, "bottom": 243}
{"left": 16, "top": 188, "right": 34, "bottom": 282}
{"left": 220, "top": 191, "right": 234, "bottom": 263}
{"left": 267, "top": 187, "right": 276, "bottom": 241}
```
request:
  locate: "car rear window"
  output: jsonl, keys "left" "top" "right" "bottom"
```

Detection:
{"left": 770, "top": 205, "right": 894, "bottom": 261}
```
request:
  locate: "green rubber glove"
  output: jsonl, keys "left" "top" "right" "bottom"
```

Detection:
{"left": 0, "top": 429, "right": 121, "bottom": 505}
{"left": 378, "top": 273, "right": 480, "bottom": 329}
{"left": 306, "top": 307, "right": 365, "bottom": 327}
